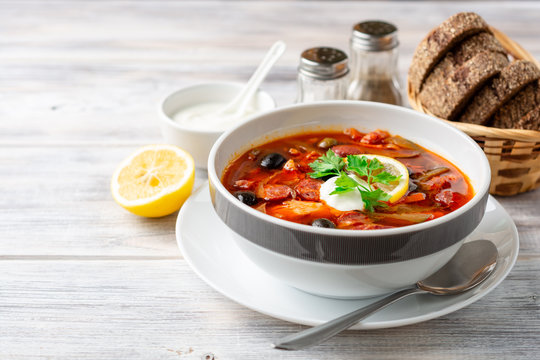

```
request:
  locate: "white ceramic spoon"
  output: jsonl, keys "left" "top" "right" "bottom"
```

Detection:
{"left": 205, "top": 40, "right": 286, "bottom": 121}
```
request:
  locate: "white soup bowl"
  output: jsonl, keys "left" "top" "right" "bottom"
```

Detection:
{"left": 208, "top": 101, "right": 490, "bottom": 298}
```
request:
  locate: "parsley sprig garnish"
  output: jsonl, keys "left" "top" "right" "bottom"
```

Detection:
{"left": 307, "top": 149, "right": 345, "bottom": 178}
{"left": 309, "top": 150, "right": 401, "bottom": 212}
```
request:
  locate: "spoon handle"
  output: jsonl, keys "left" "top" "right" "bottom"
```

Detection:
{"left": 272, "top": 287, "right": 423, "bottom": 351}
{"left": 221, "top": 41, "right": 286, "bottom": 114}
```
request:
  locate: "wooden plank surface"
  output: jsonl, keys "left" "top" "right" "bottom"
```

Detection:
{"left": 0, "top": 259, "right": 538, "bottom": 360}
{"left": 2, "top": 1, "right": 540, "bottom": 145}
{"left": 0, "top": 1, "right": 539, "bottom": 359}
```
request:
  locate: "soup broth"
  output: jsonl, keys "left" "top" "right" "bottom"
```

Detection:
{"left": 221, "top": 128, "right": 474, "bottom": 230}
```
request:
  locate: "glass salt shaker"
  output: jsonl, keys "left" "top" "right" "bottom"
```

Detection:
{"left": 296, "top": 47, "right": 349, "bottom": 103}
{"left": 347, "top": 20, "right": 402, "bottom": 105}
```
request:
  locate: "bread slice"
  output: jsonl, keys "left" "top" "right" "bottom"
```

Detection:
{"left": 494, "top": 103, "right": 540, "bottom": 131}
{"left": 419, "top": 51, "right": 508, "bottom": 120}
{"left": 515, "top": 105, "right": 540, "bottom": 130}
{"left": 493, "top": 80, "right": 540, "bottom": 128}
{"left": 409, "top": 12, "right": 490, "bottom": 94}
{"left": 459, "top": 60, "right": 540, "bottom": 125}
{"left": 493, "top": 97, "right": 540, "bottom": 130}
{"left": 427, "top": 32, "right": 506, "bottom": 81}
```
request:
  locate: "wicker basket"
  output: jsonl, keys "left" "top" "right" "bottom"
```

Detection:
{"left": 408, "top": 27, "right": 540, "bottom": 196}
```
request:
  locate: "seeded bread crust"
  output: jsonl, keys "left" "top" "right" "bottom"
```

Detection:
{"left": 419, "top": 51, "right": 509, "bottom": 120}
{"left": 493, "top": 80, "right": 540, "bottom": 128}
{"left": 515, "top": 105, "right": 540, "bottom": 130}
{"left": 427, "top": 32, "right": 506, "bottom": 81}
{"left": 459, "top": 60, "right": 540, "bottom": 125}
{"left": 409, "top": 12, "right": 490, "bottom": 94}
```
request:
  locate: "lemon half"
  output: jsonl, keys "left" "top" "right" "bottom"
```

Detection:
{"left": 111, "top": 145, "right": 195, "bottom": 217}
{"left": 362, "top": 154, "right": 409, "bottom": 203}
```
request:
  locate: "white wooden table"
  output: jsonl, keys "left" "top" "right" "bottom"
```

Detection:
{"left": 1, "top": 1, "right": 538, "bottom": 359}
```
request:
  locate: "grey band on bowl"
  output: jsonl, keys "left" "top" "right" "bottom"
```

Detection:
{"left": 211, "top": 184, "right": 488, "bottom": 265}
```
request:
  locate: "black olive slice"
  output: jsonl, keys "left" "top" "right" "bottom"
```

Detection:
{"left": 234, "top": 191, "right": 258, "bottom": 206}
{"left": 260, "top": 153, "right": 287, "bottom": 169}
{"left": 311, "top": 218, "right": 336, "bottom": 228}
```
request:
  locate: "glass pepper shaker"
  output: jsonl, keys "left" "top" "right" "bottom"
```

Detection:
{"left": 296, "top": 47, "right": 349, "bottom": 103}
{"left": 347, "top": 20, "right": 402, "bottom": 105}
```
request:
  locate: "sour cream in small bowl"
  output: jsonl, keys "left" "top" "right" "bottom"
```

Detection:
{"left": 159, "top": 82, "right": 276, "bottom": 169}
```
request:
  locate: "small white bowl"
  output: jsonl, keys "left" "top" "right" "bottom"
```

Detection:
{"left": 159, "top": 82, "right": 276, "bottom": 169}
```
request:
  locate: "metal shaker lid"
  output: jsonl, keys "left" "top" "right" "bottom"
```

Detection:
{"left": 351, "top": 20, "right": 399, "bottom": 51}
{"left": 299, "top": 47, "right": 349, "bottom": 80}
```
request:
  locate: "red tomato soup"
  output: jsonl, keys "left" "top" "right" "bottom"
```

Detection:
{"left": 221, "top": 128, "right": 474, "bottom": 230}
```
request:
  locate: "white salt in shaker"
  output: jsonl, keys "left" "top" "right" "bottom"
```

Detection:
{"left": 296, "top": 47, "right": 349, "bottom": 103}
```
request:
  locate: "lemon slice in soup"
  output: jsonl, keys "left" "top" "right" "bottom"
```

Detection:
{"left": 362, "top": 155, "right": 409, "bottom": 203}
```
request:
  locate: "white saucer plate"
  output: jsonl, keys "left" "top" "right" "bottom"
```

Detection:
{"left": 176, "top": 183, "right": 519, "bottom": 329}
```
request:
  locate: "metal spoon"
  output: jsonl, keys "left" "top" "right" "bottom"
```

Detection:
{"left": 272, "top": 240, "right": 498, "bottom": 351}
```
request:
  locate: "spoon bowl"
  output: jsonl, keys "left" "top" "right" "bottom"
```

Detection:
{"left": 159, "top": 82, "right": 275, "bottom": 168}
{"left": 418, "top": 240, "right": 498, "bottom": 295}
{"left": 159, "top": 41, "right": 285, "bottom": 169}
{"left": 273, "top": 239, "right": 498, "bottom": 351}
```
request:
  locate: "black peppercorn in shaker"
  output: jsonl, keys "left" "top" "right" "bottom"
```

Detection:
{"left": 347, "top": 21, "right": 402, "bottom": 105}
